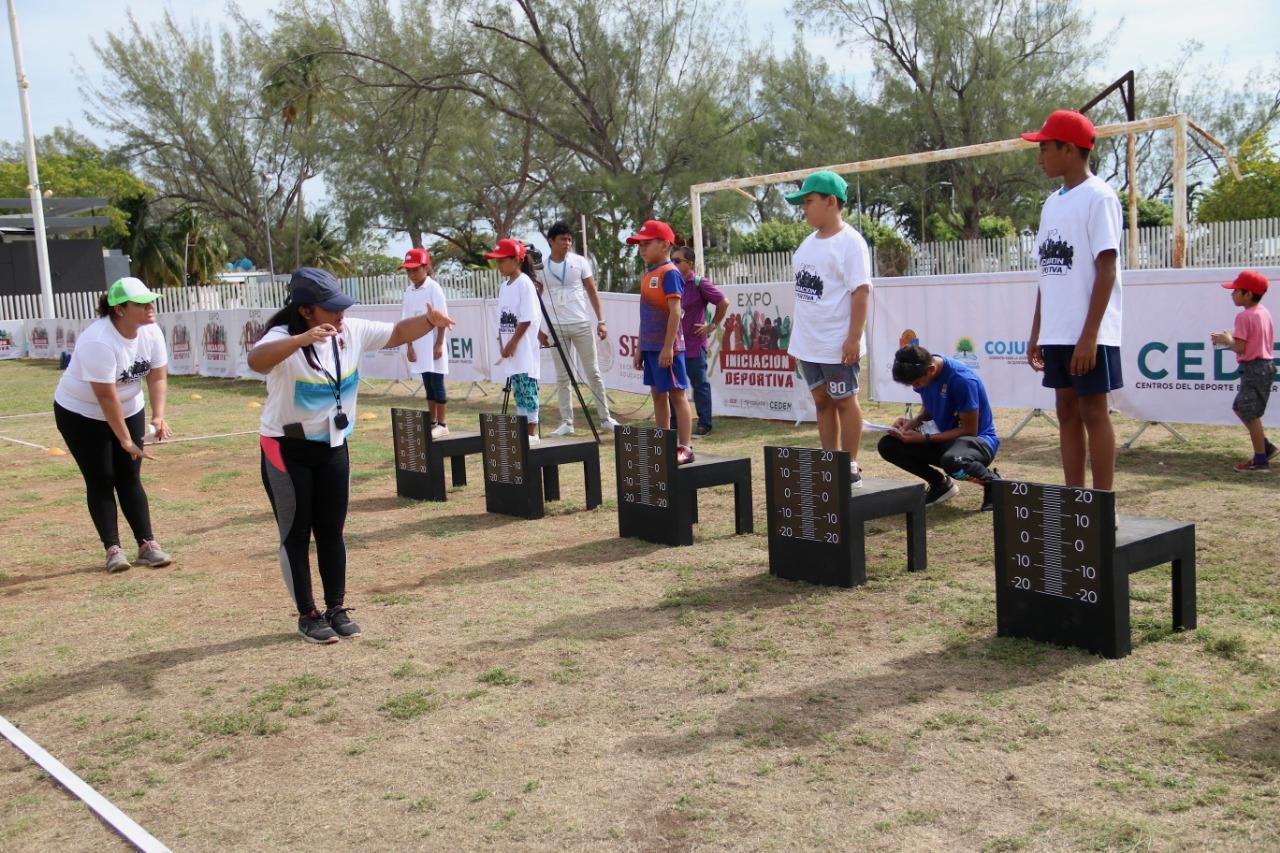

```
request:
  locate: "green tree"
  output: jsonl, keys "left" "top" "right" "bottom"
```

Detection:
{"left": 1197, "top": 131, "right": 1280, "bottom": 222}
{"left": 86, "top": 11, "right": 309, "bottom": 270}
{"left": 1136, "top": 199, "right": 1173, "bottom": 227}
{"left": 0, "top": 131, "right": 149, "bottom": 247}
{"left": 795, "top": 0, "right": 1096, "bottom": 236}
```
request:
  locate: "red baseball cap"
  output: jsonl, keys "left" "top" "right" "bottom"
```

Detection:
{"left": 398, "top": 247, "right": 431, "bottom": 269}
{"left": 483, "top": 238, "right": 527, "bottom": 261}
{"left": 1222, "top": 269, "right": 1269, "bottom": 296}
{"left": 1021, "top": 110, "right": 1096, "bottom": 150}
{"left": 626, "top": 219, "right": 676, "bottom": 245}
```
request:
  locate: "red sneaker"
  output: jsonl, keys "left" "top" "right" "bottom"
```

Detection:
{"left": 676, "top": 445, "right": 695, "bottom": 465}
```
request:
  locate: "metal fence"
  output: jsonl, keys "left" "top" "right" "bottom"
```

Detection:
{"left": 4, "top": 218, "right": 1278, "bottom": 321}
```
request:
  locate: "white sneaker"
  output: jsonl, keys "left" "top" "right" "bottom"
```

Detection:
{"left": 528, "top": 435, "right": 541, "bottom": 446}
{"left": 850, "top": 460, "right": 863, "bottom": 488}
{"left": 550, "top": 422, "right": 575, "bottom": 437}
{"left": 600, "top": 417, "right": 622, "bottom": 432}
{"left": 431, "top": 424, "right": 449, "bottom": 439}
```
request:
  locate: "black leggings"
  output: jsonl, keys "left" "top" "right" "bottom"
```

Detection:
{"left": 260, "top": 436, "right": 350, "bottom": 615}
{"left": 877, "top": 433, "right": 996, "bottom": 488}
{"left": 54, "top": 403, "right": 154, "bottom": 550}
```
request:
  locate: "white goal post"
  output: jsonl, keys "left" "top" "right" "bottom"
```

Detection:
{"left": 689, "top": 114, "right": 1238, "bottom": 276}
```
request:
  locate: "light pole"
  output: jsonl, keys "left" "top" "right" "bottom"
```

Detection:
{"left": 6, "top": 0, "right": 53, "bottom": 319}
{"left": 259, "top": 173, "right": 276, "bottom": 279}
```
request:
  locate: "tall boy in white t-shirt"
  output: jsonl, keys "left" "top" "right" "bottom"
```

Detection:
{"left": 1022, "top": 110, "right": 1123, "bottom": 490}
{"left": 784, "top": 170, "right": 873, "bottom": 486}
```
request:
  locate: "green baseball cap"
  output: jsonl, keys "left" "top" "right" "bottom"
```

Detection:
{"left": 784, "top": 170, "right": 848, "bottom": 205}
{"left": 107, "top": 277, "right": 159, "bottom": 306}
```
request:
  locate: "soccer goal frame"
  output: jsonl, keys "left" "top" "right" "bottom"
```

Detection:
{"left": 689, "top": 114, "right": 1238, "bottom": 275}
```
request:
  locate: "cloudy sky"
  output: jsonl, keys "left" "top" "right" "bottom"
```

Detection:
{"left": 2, "top": 0, "right": 1275, "bottom": 144}
{"left": 0, "top": 0, "right": 1274, "bottom": 258}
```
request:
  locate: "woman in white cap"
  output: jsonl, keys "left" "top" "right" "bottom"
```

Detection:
{"left": 249, "top": 267, "right": 453, "bottom": 644}
{"left": 53, "top": 277, "right": 174, "bottom": 573}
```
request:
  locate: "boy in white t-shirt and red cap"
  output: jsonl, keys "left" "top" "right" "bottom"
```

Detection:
{"left": 1212, "top": 269, "right": 1277, "bottom": 472}
{"left": 399, "top": 247, "right": 450, "bottom": 437}
{"left": 1022, "top": 109, "right": 1124, "bottom": 490}
{"left": 784, "top": 170, "right": 873, "bottom": 486}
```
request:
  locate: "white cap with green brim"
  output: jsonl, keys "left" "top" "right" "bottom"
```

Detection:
{"left": 107, "top": 277, "right": 159, "bottom": 306}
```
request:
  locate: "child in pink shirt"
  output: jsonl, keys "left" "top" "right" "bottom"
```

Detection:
{"left": 1212, "top": 270, "right": 1277, "bottom": 472}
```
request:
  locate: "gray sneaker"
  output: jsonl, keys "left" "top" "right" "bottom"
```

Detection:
{"left": 136, "top": 539, "right": 172, "bottom": 568}
{"left": 105, "top": 545, "right": 131, "bottom": 573}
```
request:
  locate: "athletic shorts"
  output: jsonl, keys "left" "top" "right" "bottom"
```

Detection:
{"left": 642, "top": 351, "right": 688, "bottom": 393}
{"left": 510, "top": 373, "right": 539, "bottom": 424}
{"left": 421, "top": 372, "right": 447, "bottom": 404}
{"left": 799, "top": 359, "right": 860, "bottom": 400}
{"left": 1040, "top": 344, "right": 1123, "bottom": 395}
{"left": 1233, "top": 359, "right": 1276, "bottom": 422}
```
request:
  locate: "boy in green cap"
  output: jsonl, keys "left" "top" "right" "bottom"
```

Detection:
{"left": 785, "top": 170, "right": 873, "bottom": 485}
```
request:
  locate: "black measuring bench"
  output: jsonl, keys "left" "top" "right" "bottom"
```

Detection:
{"left": 391, "top": 407, "right": 483, "bottom": 501}
{"left": 481, "top": 413, "right": 602, "bottom": 520}
{"left": 764, "top": 447, "right": 926, "bottom": 588}
{"left": 614, "top": 425, "right": 752, "bottom": 546}
{"left": 994, "top": 480, "right": 1196, "bottom": 659}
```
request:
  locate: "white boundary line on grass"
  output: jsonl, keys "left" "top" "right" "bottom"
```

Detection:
{"left": 0, "top": 411, "right": 52, "bottom": 420}
{"left": 145, "top": 430, "right": 257, "bottom": 445}
{"left": 1, "top": 434, "right": 48, "bottom": 450}
{"left": 0, "top": 715, "right": 172, "bottom": 853}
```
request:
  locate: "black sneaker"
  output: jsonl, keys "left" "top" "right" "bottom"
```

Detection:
{"left": 693, "top": 424, "right": 712, "bottom": 437}
{"left": 1266, "top": 441, "right": 1278, "bottom": 462}
{"left": 925, "top": 477, "right": 959, "bottom": 508}
{"left": 979, "top": 468, "right": 1002, "bottom": 512}
{"left": 298, "top": 612, "right": 340, "bottom": 644}
{"left": 324, "top": 606, "right": 362, "bottom": 638}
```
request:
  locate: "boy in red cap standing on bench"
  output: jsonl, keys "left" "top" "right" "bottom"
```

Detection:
{"left": 628, "top": 219, "right": 694, "bottom": 464}
{"left": 1023, "top": 109, "right": 1124, "bottom": 490}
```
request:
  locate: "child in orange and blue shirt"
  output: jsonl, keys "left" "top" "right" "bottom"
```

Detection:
{"left": 627, "top": 219, "right": 694, "bottom": 464}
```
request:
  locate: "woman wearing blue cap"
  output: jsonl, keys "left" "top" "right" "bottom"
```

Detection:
{"left": 54, "top": 277, "right": 174, "bottom": 573}
{"left": 248, "top": 267, "right": 453, "bottom": 644}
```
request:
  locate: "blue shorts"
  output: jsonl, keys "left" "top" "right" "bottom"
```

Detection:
{"left": 1040, "top": 345, "right": 1123, "bottom": 395}
{"left": 642, "top": 351, "right": 688, "bottom": 393}
{"left": 421, "top": 372, "right": 447, "bottom": 404}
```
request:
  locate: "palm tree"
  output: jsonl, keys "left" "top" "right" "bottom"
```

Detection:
{"left": 297, "top": 211, "right": 352, "bottom": 275}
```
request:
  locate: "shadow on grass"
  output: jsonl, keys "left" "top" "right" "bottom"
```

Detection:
{"left": 623, "top": 636, "right": 1096, "bottom": 755}
{"left": 0, "top": 633, "right": 295, "bottom": 714}
{"left": 467, "top": 573, "right": 824, "bottom": 653}
{"left": 0, "top": 565, "right": 100, "bottom": 591}
{"left": 345, "top": 512, "right": 517, "bottom": 546}
{"left": 1199, "top": 708, "right": 1280, "bottom": 770}
{"left": 369, "top": 537, "right": 666, "bottom": 593}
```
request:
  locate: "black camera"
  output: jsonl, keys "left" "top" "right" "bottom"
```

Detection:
{"left": 334, "top": 412, "right": 350, "bottom": 430}
{"left": 523, "top": 243, "right": 544, "bottom": 273}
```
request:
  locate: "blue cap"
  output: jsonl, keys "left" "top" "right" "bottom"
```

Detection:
{"left": 288, "top": 267, "right": 355, "bottom": 311}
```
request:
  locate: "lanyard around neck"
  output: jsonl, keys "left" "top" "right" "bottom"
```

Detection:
{"left": 313, "top": 336, "right": 345, "bottom": 414}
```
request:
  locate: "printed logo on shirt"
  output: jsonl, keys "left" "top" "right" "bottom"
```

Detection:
{"left": 795, "top": 266, "right": 824, "bottom": 302}
{"left": 499, "top": 309, "right": 518, "bottom": 335}
{"left": 1038, "top": 229, "right": 1075, "bottom": 275}
{"left": 118, "top": 358, "right": 153, "bottom": 384}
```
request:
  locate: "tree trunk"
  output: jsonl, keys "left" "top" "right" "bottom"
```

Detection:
{"left": 293, "top": 179, "right": 304, "bottom": 269}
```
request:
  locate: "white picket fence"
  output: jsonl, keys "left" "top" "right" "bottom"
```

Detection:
{"left": 4, "top": 218, "right": 1279, "bottom": 321}
{"left": 0, "top": 268, "right": 507, "bottom": 322}
{"left": 705, "top": 217, "right": 1280, "bottom": 283}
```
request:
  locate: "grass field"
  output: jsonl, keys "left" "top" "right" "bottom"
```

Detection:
{"left": 0, "top": 358, "right": 1277, "bottom": 852}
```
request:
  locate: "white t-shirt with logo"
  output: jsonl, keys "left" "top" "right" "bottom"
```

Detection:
{"left": 401, "top": 277, "right": 449, "bottom": 374}
{"left": 257, "top": 317, "right": 393, "bottom": 447}
{"left": 1034, "top": 174, "right": 1124, "bottom": 347}
{"left": 539, "top": 251, "right": 595, "bottom": 326}
{"left": 787, "top": 223, "right": 874, "bottom": 364}
{"left": 494, "top": 272, "right": 542, "bottom": 381}
{"left": 54, "top": 317, "right": 169, "bottom": 420}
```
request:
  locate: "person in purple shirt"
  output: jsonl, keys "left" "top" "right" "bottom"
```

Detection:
{"left": 672, "top": 247, "right": 728, "bottom": 435}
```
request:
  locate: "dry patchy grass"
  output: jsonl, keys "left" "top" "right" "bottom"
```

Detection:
{"left": 0, "top": 359, "right": 1277, "bottom": 851}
